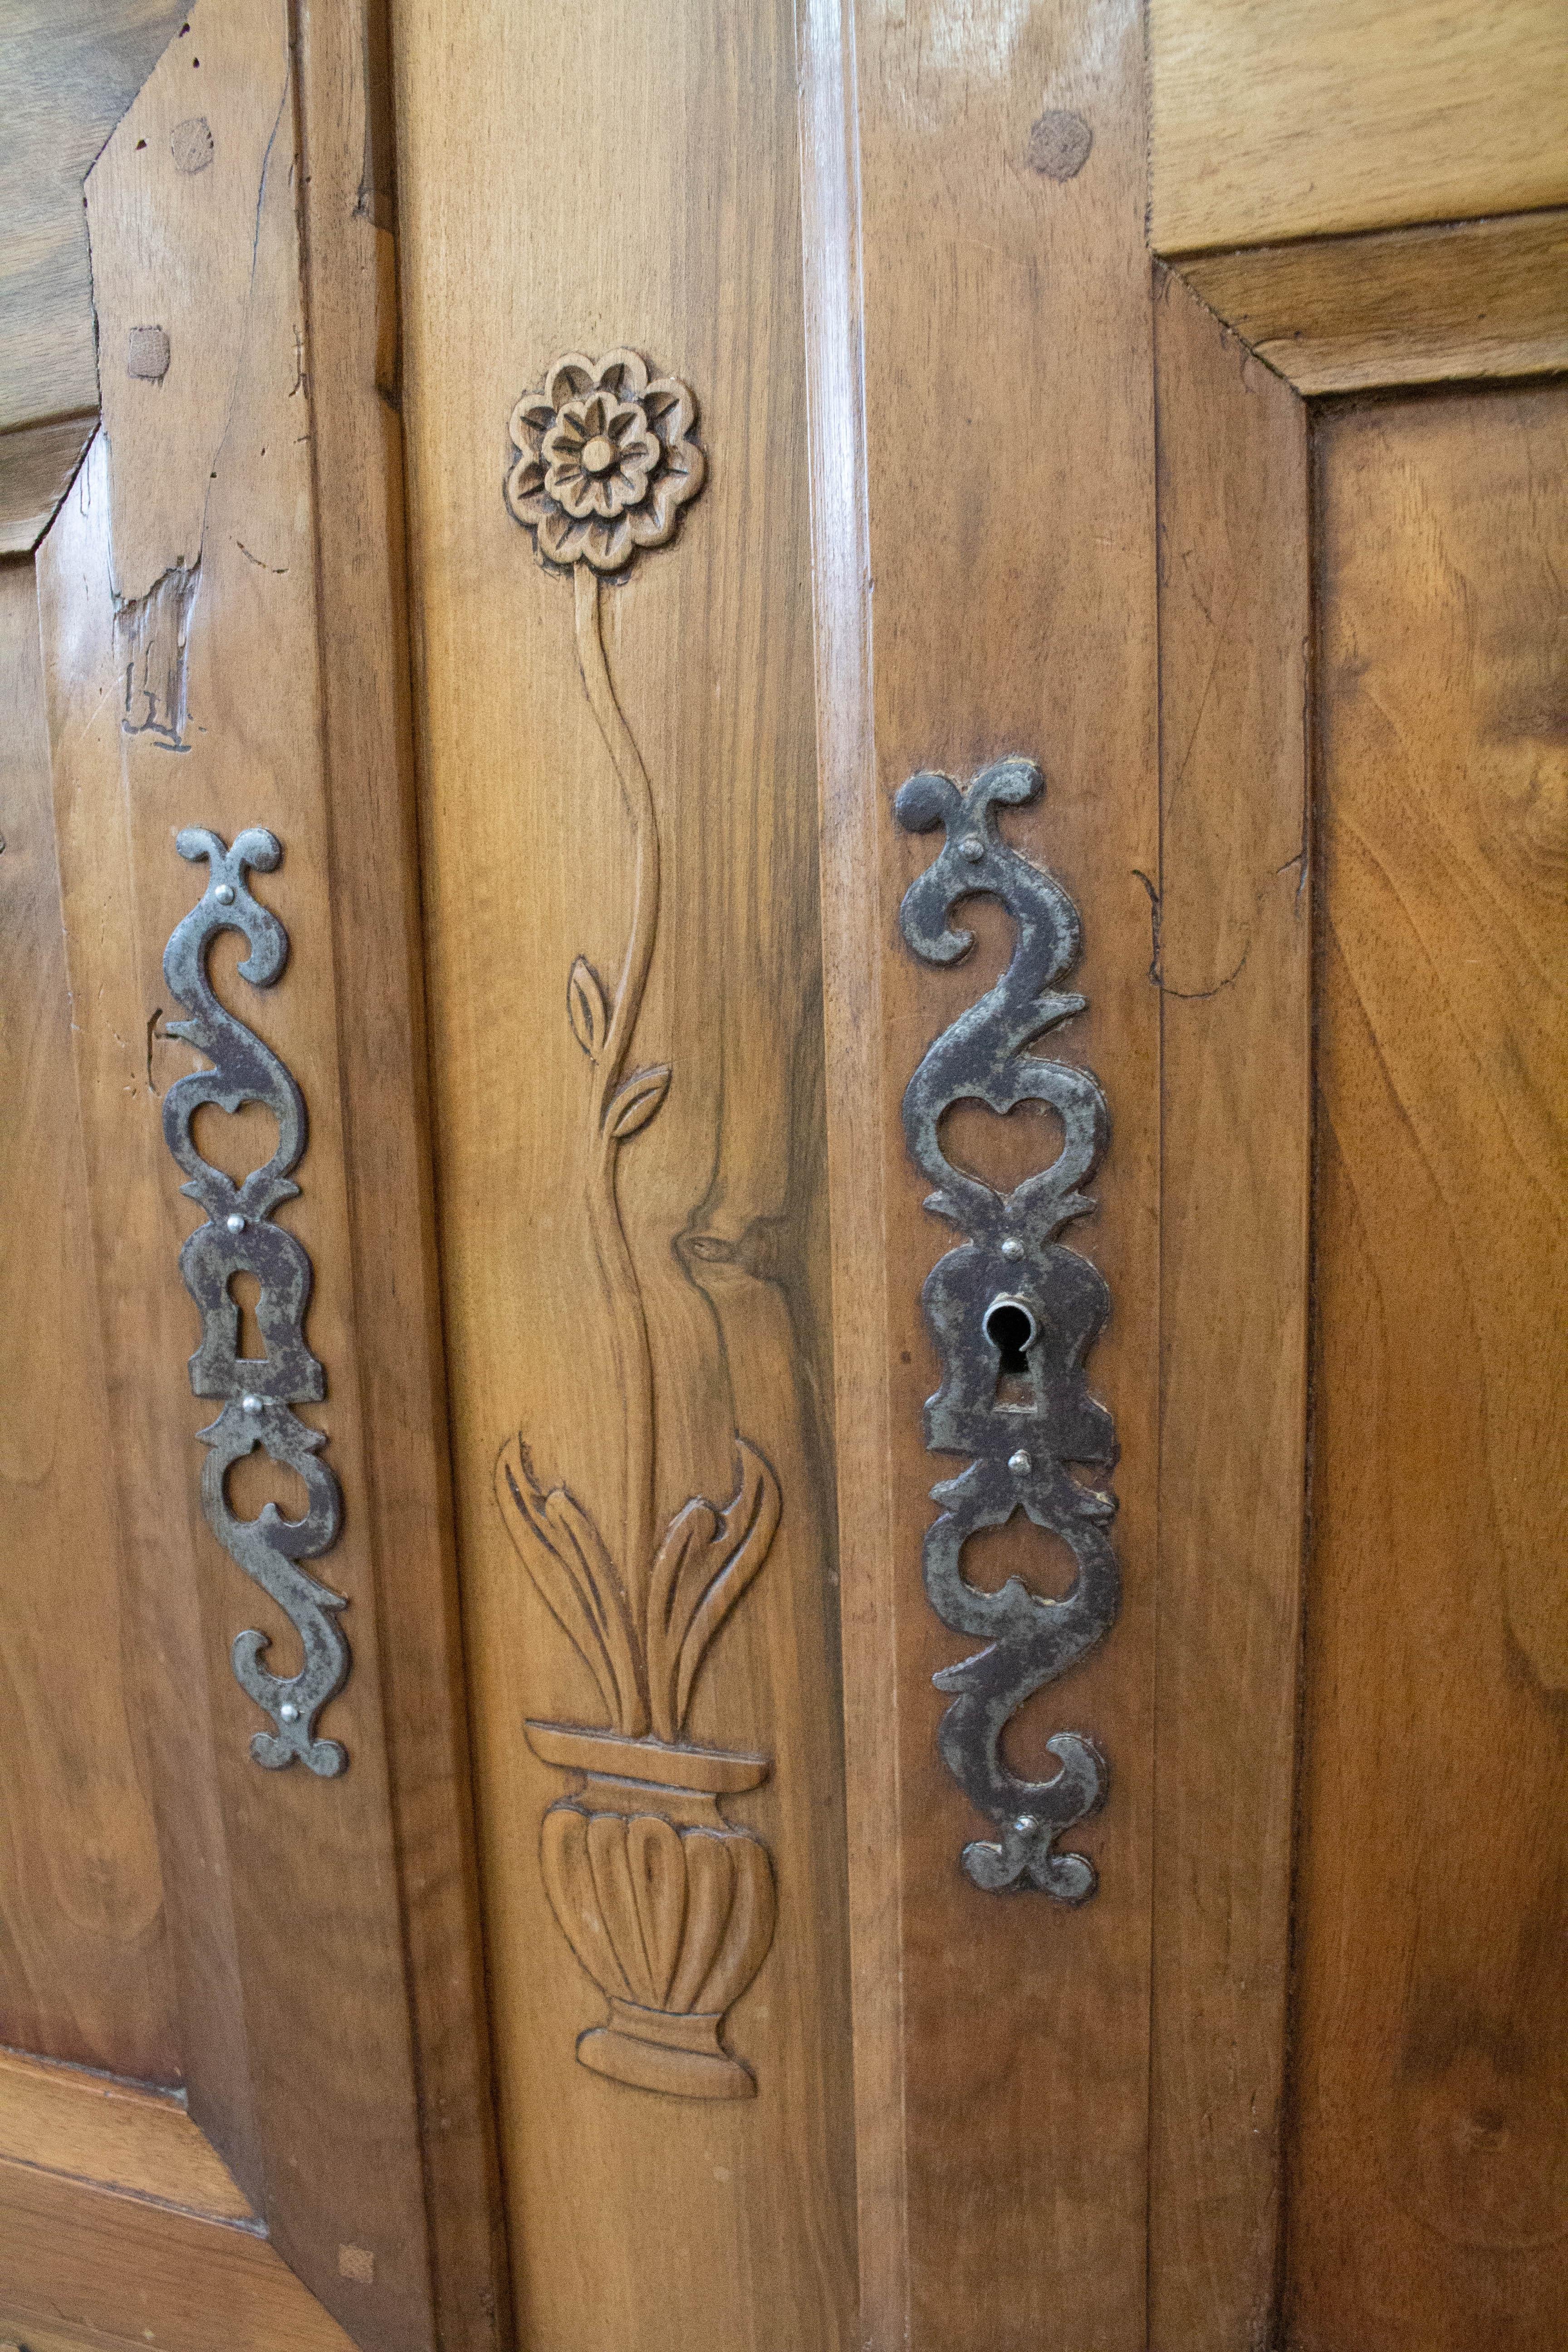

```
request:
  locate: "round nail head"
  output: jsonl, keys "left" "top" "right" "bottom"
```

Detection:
{"left": 959, "top": 834, "right": 985, "bottom": 862}
{"left": 241, "top": 1392, "right": 263, "bottom": 1415}
{"left": 279, "top": 1701, "right": 299, "bottom": 1723}
{"left": 214, "top": 882, "right": 236, "bottom": 905}
{"left": 1008, "top": 1449, "right": 1031, "bottom": 1476}
{"left": 1001, "top": 1236, "right": 1024, "bottom": 1261}
{"left": 225, "top": 1212, "right": 245, "bottom": 1233}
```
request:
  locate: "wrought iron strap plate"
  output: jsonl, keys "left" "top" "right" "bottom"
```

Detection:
{"left": 896, "top": 757, "right": 1119, "bottom": 1901}
{"left": 162, "top": 827, "right": 349, "bottom": 1775}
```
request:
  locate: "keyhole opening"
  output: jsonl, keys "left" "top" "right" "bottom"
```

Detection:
{"left": 984, "top": 1299, "right": 1036, "bottom": 1408}
{"left": 230, "top": 1269, "right": 265, "bottom": 1362}
{"left": 985, "top": 1299, "right": 1036, "bottom": 1375}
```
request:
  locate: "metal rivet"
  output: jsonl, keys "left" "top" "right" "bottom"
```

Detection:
{"left": 1000, "top": 1236, "right": 1024, "bottom": 1261}
{"left": 225, "top": 1212, "right": 245, "bottom": 1233}
{"left": 279, "top": 1701, "right": 299, "bottom": 1723}
{"left": 1014, "top": 1814, "right": 1038, "bottom": 1838}
{"left": 958, "top": 834, "right": 985, "bottom": 862}
{"left": 1008, "top": 1449, "right": 1031, "bottom": 1476}
{"left": 240, "top": 1392, "right": 263, "bottom": 1414}
{"left": 213, "top": 882, "right": 236, "bottom": 905}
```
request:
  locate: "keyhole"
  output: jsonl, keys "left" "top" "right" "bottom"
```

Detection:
{"left": 230, "top": 1269, "right": 265, "bottom": 1362}
{"left": 985, "top": 1298, "right": 1036, "bottom": 1407}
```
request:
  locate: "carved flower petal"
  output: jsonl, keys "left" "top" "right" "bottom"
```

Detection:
{"left": 543, "top": 353, "right": 598, "bottom": 411}
{"left": 614, "top": 425, "right": 660, "bottom": 480}
{"left": 509, "top": 392, "right": 556, "bottom": 451}
{"left": 590, "top": 347, "right": 650, "bottom": 400}
{"left": 538, "top": 510, "right": 589, "bottom": 567}
{"left": 581, "top": 516, "right": 634, "bottom": 573}
{"left": 542, "top": 416, "right": 586, "bottom": 463}
{"left": 625, "top": 461, "right": 701, "bottom": 548}
{"left": 664, "top": 441, "right": 706, "bottom": 505}
{"left": 504, "top": 453, "right": 547, "bottom": 525}
{"left": 551, "top": 465, "right": 600, "bottom": 520}
{"left": 643, "top": 376, "right": 698, "bottom": 445}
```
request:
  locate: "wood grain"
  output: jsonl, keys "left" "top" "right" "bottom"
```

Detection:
{"left": 802, "top": 3, "right": 1160, "bottom": 2343}
{"left": 1150, "top": 0, "right": 1568, "bottom": 254}
{"left": 291, "top": 0, "right": 510, "bottom": 2333}
{"left": 30, "top": 2, "right": 505, "bottom": 2342}
{"left": 1175, "top": 209, "right": 1568, "bottom": 396}
{"left": 0, "top": 2157, "right": 356, "bottom": 2352}
{"left": 1148, "top": 270, "right": 1311, "bottom": 2351}
{"left": 0, "top": 417, "right": 96, "bottom": 556}
{"left": 0, "top": 0, "right": 187, "bottom": 440}
{"left": 392, "top": 1, "right": 856, "bottom": 2345}
{"left": 0, "top": 557, "right": 177, "bottom": 2087}
{"left": 0, "top": 2048, "right": 250, "bottom": 2224}
{"left": 1287, "top": 385, "right": 1568, "bottom": 2352}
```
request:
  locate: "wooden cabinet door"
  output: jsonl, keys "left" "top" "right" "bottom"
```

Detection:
{"left": 3, "top": 3, "right": 1564, "bottom": 2350}
{"left": 1, "top": 4, "right": 506, "bottom": 2348}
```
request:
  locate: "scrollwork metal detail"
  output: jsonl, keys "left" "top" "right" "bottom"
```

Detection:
{"left": 897, "top": 757, "right": 1118, "bottom": 1901}
{"left": 162, "top": 827, "right": 349, "bottom": 1775}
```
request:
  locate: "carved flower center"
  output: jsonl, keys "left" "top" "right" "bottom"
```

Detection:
{"left": 582, "top": 435, "right": 618, "bottom": 476}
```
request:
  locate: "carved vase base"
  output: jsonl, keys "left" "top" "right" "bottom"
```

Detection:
{"left": 579, "top": 1999, "right": 755, "bottom": 2100}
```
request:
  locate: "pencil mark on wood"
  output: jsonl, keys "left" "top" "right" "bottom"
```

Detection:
{"left": 162, "top": 827, "right": 349, "bottom": 1774}
{"left": 897, "top": 756, "right": 1119, "bottom": 1900}
{"left": 498, "top": 353, "right": 779, "bottom": 2095}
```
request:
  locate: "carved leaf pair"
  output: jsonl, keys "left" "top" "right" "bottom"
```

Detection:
{"left": 645, "top": 1444, "right": 781, "bottom": 1743}
{"left": 541, "top": 1807, "right": 775, "bottom": 2018}
{"left": 496, "top": 1438, "right": 780, "bottom": 1746}
{"left": 497, "top": 1442, "right": 645, "bottom": 1734}
{"left": 568, "top": 955, "right": 671, "bottom": 1137}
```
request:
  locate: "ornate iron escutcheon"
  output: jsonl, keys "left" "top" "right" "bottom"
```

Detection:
{"left": 896, "top": 757, "right": 1119, "bottom": 1901}
{"left": 162, "top": 827, "right": 349, "bottom": 1775}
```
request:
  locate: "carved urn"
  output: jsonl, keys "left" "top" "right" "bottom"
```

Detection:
{"left": 527, "top": 1725, "right": 775, "bottom": 2099}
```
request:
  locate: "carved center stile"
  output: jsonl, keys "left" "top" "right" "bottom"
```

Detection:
{"left": 494, "top": 350, "right": 779, "bottom": 2099}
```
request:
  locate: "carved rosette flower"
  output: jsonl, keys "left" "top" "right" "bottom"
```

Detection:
{"left": 505, "top": 348, "right": 705, "bottom": 575}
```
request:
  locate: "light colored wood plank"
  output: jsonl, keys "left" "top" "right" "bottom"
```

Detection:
{"left": 392, "top": 2, "right": 856, "bottom": 2347}
{"left": 1176, "top": 210, "right": 1568, "bottom": 395}
{"left": 0, "top": 0, "right": 188, "bottom": 436}
{"left": 32, "top": 2, "right": 505, "bottom": 2341}
{"left": 1151, "top": 0, "right": 1568, "bottom": 254}
{"left": 0, "top": 2049, "right": 250, "bottom": 2225}
{"left": 1148, "top": 269, "right": 1311, "bottom": 2351}
{"left": 1289, "top": 385, "right": 1568, "bottom": 2352}
{"left": 0, "top": 2159, "right": 355, "bottom": 2352}
{"left": 802, "top": 2, "right": 1161, "bottom": 2342}
{"left": 796, "top": 4, "right": 906, "bottom": 2337}
{"left": 289, "top": 2, "right": 510, "bottom": 2333}
{"left": 0, "top": 418, "right": 96, "bottom": 555}
{"left": 0, "top": 557, "right": 177, "bottom": 2086}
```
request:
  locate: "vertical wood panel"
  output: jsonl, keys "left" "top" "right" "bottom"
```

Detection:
{"left": 1289, "top": 385, "right": 1568, "bottom": 2352}
{"left": 0, "top": 559, "right": 177, "bottom": 2086}
{"left": 29, "top": 2, "right": 505, "bottom": 2341}
{"left": 392, "top": 4, "right": 856, "bottom": 2347}
{"left": 803, "top": 5, "right": 1161, "bottom": 2344}
{"left": 1149, "top": 270, "right": 1311, "bottom": 2350}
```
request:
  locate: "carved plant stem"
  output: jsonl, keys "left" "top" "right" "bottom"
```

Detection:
{"left": 573, "top": 563, "right": 659, "bottom": 1621}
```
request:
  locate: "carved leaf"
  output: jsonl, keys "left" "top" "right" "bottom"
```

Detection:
{"left": 567, "top": 956, "right": 608, "bottom": 1060}
{"left": 645, "top": 1441, "right": 782, "bottom": 1743}
{"left": 494, "top": 1437, "right": 648, "bottom": 1736}
{"left": 606, "top": 1064, "right": 671, "bottom": 1141}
